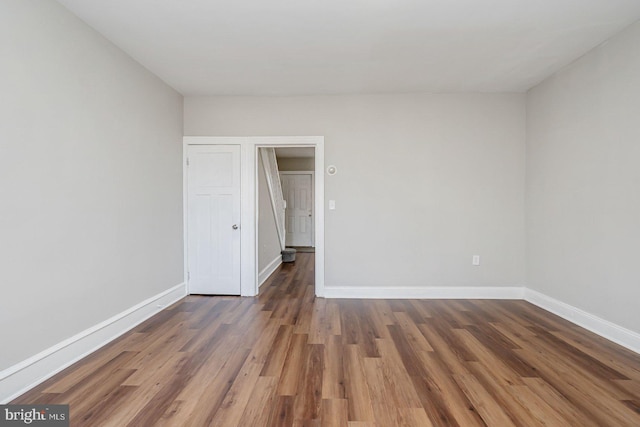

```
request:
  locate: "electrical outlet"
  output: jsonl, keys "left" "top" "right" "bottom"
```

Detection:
{"left": 472, "top": 255, "right": 480, "bottom": 266}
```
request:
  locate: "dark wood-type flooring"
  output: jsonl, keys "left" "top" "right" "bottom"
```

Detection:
{"left": 13, "top": 253, "right": 640, "bottom": 426}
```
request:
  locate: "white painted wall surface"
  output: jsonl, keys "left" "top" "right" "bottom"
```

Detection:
{"left": 0, "top": 1, "right": 184, "bottom": 370}
{"left": 258, "top": 153, "right": 282, "bottom": 272}
{"left": 526, "top": 21, "right": 640, "bottom": 334}
{"left": 185, "top": 93, "right": 526, "bottom": 289}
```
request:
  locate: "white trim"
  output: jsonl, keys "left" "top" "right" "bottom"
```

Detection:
{"left": 184, "top": 136, "right": 324, "bottom": 297}
{"left": 524, "top": 288, "right": 640, "bottom": 355}
{"left": 243, "top": 142, "right": 258, "bottom": 296}
{"left": 183, "top": 144, "right": 189, "bottom": 292}
{"left": 314, "top": 145, "right": 325, "bottom": 297}
{"left": 0, "top": 283, "right": 187, "bottom": 403}
{"left": 258, "top": 255, "right": 283, "bottom": 287}
{"left": 322, "top": 286, "right": 524, "bottom": 299}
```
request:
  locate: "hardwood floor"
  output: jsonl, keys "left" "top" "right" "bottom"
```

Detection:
{"left": 13, "top": 253, "right": 640, "bottom": 426}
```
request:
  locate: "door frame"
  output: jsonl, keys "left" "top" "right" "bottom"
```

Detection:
{"left": 280, "top": 171, "right": 315, "bottom": 247}
{"left": 184, "top": 136, "right": 325, "bottom": 297}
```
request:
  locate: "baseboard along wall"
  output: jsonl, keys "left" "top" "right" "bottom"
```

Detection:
{"left": 523, "top": 288, "right": 640, "bottom": 355}
{"left": 322, "top": 286, "right": 525, "bottom": 300}
{"left": 0, "top": 283, "right": 187, "bottom": 403}
{"left": 258, "top": 255, "right": 282, "bottom": 287}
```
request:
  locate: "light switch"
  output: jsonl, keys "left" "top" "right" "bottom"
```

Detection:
{"left": 472, "top": 255, "right": 480, "bottom": 266}
{"left": 329, "top": 200, "right": 336, "bottom": 210}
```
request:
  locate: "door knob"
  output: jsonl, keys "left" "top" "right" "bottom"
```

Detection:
{"left": 232, "top": 224, "right": 239, "bottom": 230}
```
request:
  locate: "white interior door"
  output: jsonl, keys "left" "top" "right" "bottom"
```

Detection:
{"left": 187, "top": 145, "right": 241, "bottom": 295}
{"left": 281, "top": 173, "right": 313, "bottom": 247}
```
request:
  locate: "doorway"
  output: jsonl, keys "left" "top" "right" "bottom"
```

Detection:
{"left": 257, "top": 146, "right": 316, "bottom": 289}
{"left": 183, "top": 136, "right": 324, "bottom": 297}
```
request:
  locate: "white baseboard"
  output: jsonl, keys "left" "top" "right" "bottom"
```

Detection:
{"left": 322, "top": 286, "right": 524, "bottom": 299}
{"left": 0, "top": 283, "right": 187, "bottom": 404}
{"left": 524, "top": 288, "right": 640, "bottom": 355}
{"left": 258, "top": 255, "right": 282, "bottom": 287}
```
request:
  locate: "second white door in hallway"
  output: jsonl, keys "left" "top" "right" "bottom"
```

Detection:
{"left": 280, "top": 172, "right": 314, "bottom": 247}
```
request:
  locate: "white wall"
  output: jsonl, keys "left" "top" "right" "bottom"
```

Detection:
{"left": 258, "top": 151, "right": 282, "bottom": 273}
{"left": 526, "top": 21, "right": 640, "bottom": 334}
{"left": 0, "top": 0, "right": 183, "bottom": 372}
{"left": 185, "top": 93, "right": 526, "bottom": 290}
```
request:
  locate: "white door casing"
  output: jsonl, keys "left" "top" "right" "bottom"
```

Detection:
{"left": 281, "top": 172, "right": 314, "bottom": 247}
{"left": 186, "top": 145, "right": 241, "bottom": 295}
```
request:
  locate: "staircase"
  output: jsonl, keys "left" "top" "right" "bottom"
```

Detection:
{"left": 259, "top": 148, "right": 286, "bottom": 251}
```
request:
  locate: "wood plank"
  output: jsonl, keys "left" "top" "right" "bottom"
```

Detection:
{"left": 416, "top": 350, "right": 486, "bottom": 427}
{"left": 277, "top": 333, "right": 309, "bottom": 396}
{"left": 515, "top": 345, "right": 639, "bottom": 425}
{"left": 454, "top": 329, "right": 525, "bottom": 387}
{"left": 236, "top": 376, "right": 279, "bottom": 426}
{"left": 292, "top": 343, "right": 324, "bottom": 425}
{"left": 454, "top": 373, "right": 517, "bottom": 427}
{"left": 392, "top": 311, "right": 434, "bottom": 352}
{"left": 343, "top": 344, "right": 375, "bottom": 422}
{"left": 363, "top": 356, "right": 403, "bottom": 427}
{"left": 261, "top": 324, "right": 295, "bottom": 377}
{"left": 201, "top": 319, "right": 281, "bottom": 425}
{"left": 320, "top": 399, "right": 348, "bottom": 427}
{"left": 398, "top": 408, "right": 434, "bottom": 427}
{"left": 372, "top": 338, "right": 423, "bottom": 409}
{"left": 271, "top": 395, "right": 295, "bottom": 427}
{"left": 521, "top": 377, "right": 600, "bottom": 427}
{"left": 322, "top": 334, "right": 345, "bottom": 399}
{"left": 465, "top": 361, "right": 545, "bottom": 426}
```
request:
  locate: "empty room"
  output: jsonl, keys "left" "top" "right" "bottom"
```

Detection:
{"left": 2, "top": 0, "right": 640, "bottom": 425}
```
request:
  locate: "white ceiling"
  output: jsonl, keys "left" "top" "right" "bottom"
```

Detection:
{"left": 56, "top": 0, "right": 640, "bottom": 96}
